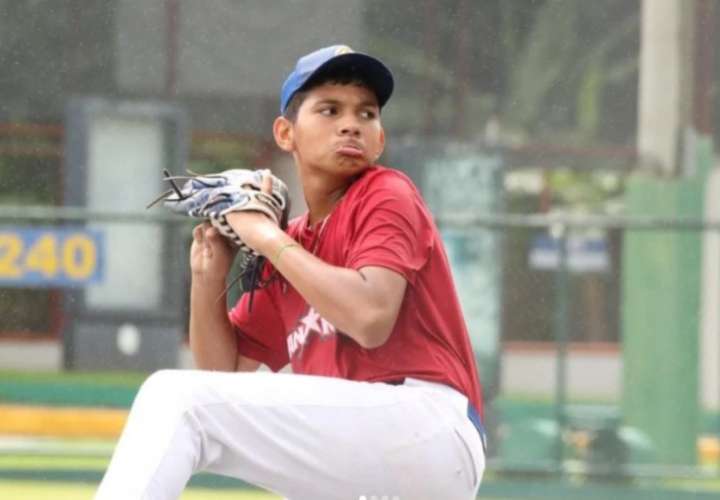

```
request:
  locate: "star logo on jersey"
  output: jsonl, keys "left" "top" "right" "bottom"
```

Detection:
{"left": 287, "top": 307, "right": 337, "bottom": 358}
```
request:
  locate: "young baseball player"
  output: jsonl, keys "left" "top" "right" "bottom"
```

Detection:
{"left": 96, "top": 45, "right": 485, "bottom": 500}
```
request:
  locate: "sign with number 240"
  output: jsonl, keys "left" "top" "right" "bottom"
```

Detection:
{"left": 0, "top": 226, "right": 104, "bottom": 288}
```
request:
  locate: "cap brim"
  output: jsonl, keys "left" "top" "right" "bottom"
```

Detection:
{"left": 299, "top": 52, "right": 394, "bottom": 108}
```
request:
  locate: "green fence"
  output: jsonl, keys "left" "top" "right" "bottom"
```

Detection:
{"left": 1, "top": 206, "right": 720, "bottom": 498}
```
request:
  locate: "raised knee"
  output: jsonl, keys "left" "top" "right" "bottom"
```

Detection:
{"left": 134, "top": 369, "right": 194, "bottom": 409}
{"left": 140, "top": 369, "right": 183, "bottom": 392}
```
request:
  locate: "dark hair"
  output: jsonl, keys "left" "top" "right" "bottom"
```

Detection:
{"left": 282, "top": 71, "right": 378, "bottom": 122}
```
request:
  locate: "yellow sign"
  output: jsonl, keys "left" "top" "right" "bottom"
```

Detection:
{"left": 0, "top": 227, "right": 103, "bottom": 287}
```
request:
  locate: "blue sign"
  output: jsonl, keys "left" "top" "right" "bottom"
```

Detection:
{"left": 0, "top": 226, "right": 104, "bottom": 287}
{"left": 529, "top": 234, "right": 610, "bottom": 273}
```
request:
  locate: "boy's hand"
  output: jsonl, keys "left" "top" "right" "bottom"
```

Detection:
{"left": 224, "top": 172, "right": 286, "bottom": 253}
{"left": 149, "top": 168, "right": 290, "bottom": 252}
{"left": 190, "top": 222, "right": 237, "bottom": 286}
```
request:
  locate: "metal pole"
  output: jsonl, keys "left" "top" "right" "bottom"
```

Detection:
{"left": 165, "top": 0, "right": 179, "bottom": 97}
{"left": 553, "top": 225, "right": 570, "bottom": 471}
{"left": 693, "top": 2, "right": 717, "bottom": 472}
{"left": 453, "top": 0, "right": 472, "bottom": 139}
{"left": 422, "top": 0, "right": 437, "bottom": 137}
{"left": 693, "top": 0, "right": 714, "bottom": 136}
{"left": 717, "top": 225, "right": 720, "bottom": 479}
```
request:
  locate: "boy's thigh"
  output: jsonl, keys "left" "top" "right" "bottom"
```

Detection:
{"left": 174, "top": 371, "right": 480, "bottom": 500}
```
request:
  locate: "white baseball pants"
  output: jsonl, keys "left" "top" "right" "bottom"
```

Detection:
{"left": 95, "top": 370, "right": 485, "bottom": 500}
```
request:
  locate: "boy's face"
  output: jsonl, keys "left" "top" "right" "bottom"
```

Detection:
{"left": 275, "top": 83, "right": 385, "bottom": 178}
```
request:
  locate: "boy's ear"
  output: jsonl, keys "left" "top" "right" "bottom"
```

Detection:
{"left": 273, "top": 116, "right": 294, "bottom": 152}
{"left": 375, "top": 127, "right": 386, "bottom": 161}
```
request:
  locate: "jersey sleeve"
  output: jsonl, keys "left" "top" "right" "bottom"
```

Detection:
{"left": 345, "top": 174, "right": 433, "bottom": 285}
{"left": 228, "top": 283, "right": 289, "bottom": 372}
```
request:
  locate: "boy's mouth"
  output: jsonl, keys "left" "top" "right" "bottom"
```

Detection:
{"left": 336, "top": 143, "right": 364, "bottom": 158}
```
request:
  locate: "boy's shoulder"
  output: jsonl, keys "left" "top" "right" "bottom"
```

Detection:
{"left": 352, "top": 165, "right": 418, "bottom": 195}
{"left": 286, "top": 166, "right": 421, "bottom": 234}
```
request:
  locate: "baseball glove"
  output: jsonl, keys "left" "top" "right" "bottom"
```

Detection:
{"left": 148, "top": 168, "right": 290, "bottom": 302}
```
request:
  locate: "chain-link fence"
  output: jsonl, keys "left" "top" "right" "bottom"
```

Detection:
{"left": 1, "top": 204, "right": 719, "bottom": 498}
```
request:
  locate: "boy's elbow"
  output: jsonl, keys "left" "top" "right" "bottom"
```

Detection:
{"left": 352, "top": 311, "right": 396, "bottom": 349}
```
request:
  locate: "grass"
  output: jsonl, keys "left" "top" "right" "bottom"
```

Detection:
{"left": 0, "top": 455, "right": 108, "bottom": 470}
{"left": 0, "top": 370, "right": 149, "bottom": 387}
{"left": 3, "top": 472, "right": 720, "bottom": 500}
{"left": 0, "top": 480, "right": 519, "bottom": 500}
{"left": 0, "top": 480, "right": 281, "bottom": 500}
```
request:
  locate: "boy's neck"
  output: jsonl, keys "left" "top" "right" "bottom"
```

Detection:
{"left": 301, "top": 171, "right": 356, "bottom": 225}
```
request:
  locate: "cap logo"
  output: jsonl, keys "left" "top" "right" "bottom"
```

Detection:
{"left": 334, "top": 45, "right": 354, "bottom": 56}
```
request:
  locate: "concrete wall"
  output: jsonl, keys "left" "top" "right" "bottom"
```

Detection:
{"left": 4, "top": 338, "right": 715, "bottom": 410}
{"left": 0, "top": 340, "right": 624, "bottom": 401}
{"left": 500, "top": 344, "right": 621, "bottom": 401}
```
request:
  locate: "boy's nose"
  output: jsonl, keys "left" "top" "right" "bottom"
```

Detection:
{"left": 339, "top": 123, "right": 361, "bottom": 136}
{"left": 338, "top": 113, "right": 361, "bottom": 136}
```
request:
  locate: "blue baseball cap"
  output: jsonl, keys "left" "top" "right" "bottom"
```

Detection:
{"left": 280, "top": 45, "right": 394, "bottom": 115}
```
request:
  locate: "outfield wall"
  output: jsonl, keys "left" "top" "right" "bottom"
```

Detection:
{"left": 0, "top": 340, "right": 622, "bottom": 400}
{"left": 3, "top": 340, "right": 717, "bottom": 409}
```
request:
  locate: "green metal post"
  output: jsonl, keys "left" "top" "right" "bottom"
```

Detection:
{"left": 554, "top": 226, "right": 570, "bottom": 470}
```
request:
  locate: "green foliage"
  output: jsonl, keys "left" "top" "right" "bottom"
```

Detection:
{"left": 547, "top": 170, "right": 624, "bottom": 209}
{"left": 363, "top": 0, "right": 639, "bottom": 145}
{"left": 502, "top": 0, "right": 640, "bottom": 145}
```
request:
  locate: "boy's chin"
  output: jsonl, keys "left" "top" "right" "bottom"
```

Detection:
{"left": 304, "top": 157, "right": 371, "bottom": 178}
{"left": 336, "top": 154, "right": 372, "bottom": 171}
{"left": 339, "top": 161, "right": 372, "bottom": 177}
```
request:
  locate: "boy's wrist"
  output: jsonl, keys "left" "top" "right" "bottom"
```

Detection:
{"left": 191, "top": 272, "right": 227, "bottom": 292}
{"left": 225, "top": 212, "right": 283, "bottom": 251}
{"left": 252, "top": 225, "right": 291, "bottom": 259}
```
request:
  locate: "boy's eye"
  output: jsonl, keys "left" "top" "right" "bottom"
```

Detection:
{"left": 319, "top": 107, "right": 337, "bottom": 116}
{"left": 361, "top": 110, "right": 377, "bottom": 119}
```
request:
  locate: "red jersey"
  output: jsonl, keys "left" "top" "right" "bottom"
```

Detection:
{"left": 229, "top": 166, "right": 483, "bottom": 415}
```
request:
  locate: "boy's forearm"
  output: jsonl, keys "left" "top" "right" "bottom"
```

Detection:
{"left": 254, "top": 232, "right": 393, "bottom": 348}
{"left": 189, "top": 279, "right": 238, "bottom": 371}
